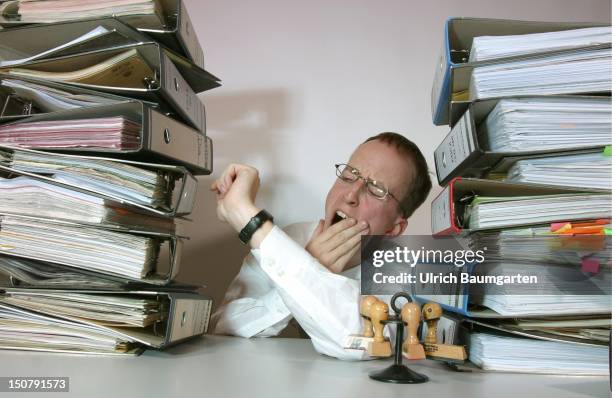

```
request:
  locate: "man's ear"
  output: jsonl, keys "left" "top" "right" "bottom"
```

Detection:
{"left": 385, "top": 217, "right": 408, "bottom": 237}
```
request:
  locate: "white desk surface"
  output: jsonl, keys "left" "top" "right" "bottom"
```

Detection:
{"left": 0, "top": 335, "right": 608, "bottom": 398}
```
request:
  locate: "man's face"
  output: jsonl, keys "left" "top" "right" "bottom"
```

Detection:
{"left": 324, "top": 139, "right": 411, "bottom": 236}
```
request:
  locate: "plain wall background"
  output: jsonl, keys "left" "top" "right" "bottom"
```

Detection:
{"left": 176, "top": 0, "right": 612, "bottom": 323}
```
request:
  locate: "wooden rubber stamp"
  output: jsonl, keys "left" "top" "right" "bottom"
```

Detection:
{"left": 367, "top": 300, "right": 392, "bottom": 357}
{"left": 359, "top": 295, "right": 378, "bottom": 338}
{"left": 422, "top": 302, "right": 442, "bottom": 344}
{"left": 401, "top": 301, "right": 425, "bottom": 360}
{"left": 422, "top": 302, "right": 467, "bottom": 362}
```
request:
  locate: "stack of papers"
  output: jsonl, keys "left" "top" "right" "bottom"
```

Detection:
{"left": 0, "top": 175, "right": 106, "bottom": 223}
{"left": 469, "top": 48, "right": 612, "bottom": 100}
{"left": 0, "top": 0, "right": 158, "bottom": 23}
{"left": 0, "top": 78, "right": 121, "bottom": 113}
{"left": 468, "top": 260, "right": 611, "bottom": 316}
{"left": 0, "top": 176, "right": 176, "bottom": 233}
{"left": 469, "top": 333, "right": 609, "bottom": 375}
{"left": 477, "top": 294, "right": 611, "bottom": 318}
{"left": 468, "top": 223, "right": 611, "bottom": 265}
{"left": 466, "top": 193, "right": 612, "bottom": 230}
{"left": 501, "top": 317, "right": 611, "bottom": 343}
{"left": 0, "top": 116, "right": 141, "bottom": 150}
{"left": 0, "top": 303, "right": 136, "bottom": 354}
{"left": 483, "top": 97, "right": 612, "bottom": 152}
{"left": 0, "top": 289, "right": 212, "bottom": 355}
{"left": 0, "top": 0, "right": 216, "bottom": 357}
{"left": 0, "top": 215, "right": 159, "bottom": 279}
{"left": 0, "top": 147, "right": 168, "bottom": 208}
{"left": 505, "top": 152, "right": 612, "bottom": 190}
{"left": 1, "top": 49, "right": 155, "bottom": 90}
{"left": 0, "top": 291, "right": 163, "bottom": 327}
{"left": 469, "top": 26, "right": 612, "bottom": 62}
{"left": 0, "top": 255, "right": 124, "bottom": 289}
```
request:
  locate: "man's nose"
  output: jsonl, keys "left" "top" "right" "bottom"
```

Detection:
{"left": 344, "top": 179, "right": 366, "bottom": 206}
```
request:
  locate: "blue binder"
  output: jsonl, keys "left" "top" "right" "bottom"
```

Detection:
{"left": 430, "top": 17, "right": 607, "bottom": 126}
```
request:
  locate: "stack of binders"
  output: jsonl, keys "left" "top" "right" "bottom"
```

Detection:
{"left": 422, "top": 17, "right": 612, "bottom": 374}
{"left": 0, "top": 0, "right": 220, "bottom": 355}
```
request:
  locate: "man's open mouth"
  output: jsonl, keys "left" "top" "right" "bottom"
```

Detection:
{"left": 331, "top": 210, "right": 348, "bottom": 225}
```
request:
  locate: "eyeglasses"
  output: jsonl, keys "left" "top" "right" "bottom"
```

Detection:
{"left": 334, "top": 163, "right": 400, "bottom": 202}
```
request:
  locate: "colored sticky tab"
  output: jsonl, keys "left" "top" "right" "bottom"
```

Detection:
{"left": 581, "top": 258, "right": 600, "bottom": 274}
{"left": 605, "top": 228, "right": 612, "bottom": 235}
{"left": 551, "top": 222, "right": 571, "bottom": 233}
{"left": 604, "top": 146, "right": 612, "bottom": 157}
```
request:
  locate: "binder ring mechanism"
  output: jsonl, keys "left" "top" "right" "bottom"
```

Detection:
{"left": 143, "top": 76, "right": 160, "bottom": 90}
{"left": 1, "top": 94, "right": 33, "bottom": 118}
{"left": 152, "top": 295, "right": 170, "bottom": 337}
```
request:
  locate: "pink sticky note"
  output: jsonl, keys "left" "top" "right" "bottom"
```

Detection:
{"left": 581, "top": 259, "right": 600, "bottom": 274}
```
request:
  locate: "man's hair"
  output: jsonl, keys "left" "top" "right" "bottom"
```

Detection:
{"left": 364, "top": 132, "right": 432, "bottom": 218}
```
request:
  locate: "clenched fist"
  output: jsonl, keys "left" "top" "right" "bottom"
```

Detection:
{"left": 210, "top": 163, "right": 261, "bottom": 233}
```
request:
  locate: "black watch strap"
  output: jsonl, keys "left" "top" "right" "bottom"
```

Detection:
{"left": 238, "top": 209, "right": 274, "bottom": 244}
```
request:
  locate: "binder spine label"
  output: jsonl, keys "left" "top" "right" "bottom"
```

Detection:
{"left": 178, "top": 0, "right": 205, "bottom": 68}
{"left": 163, "top": 53, "right": 204, "bottom": 130}
{"left": 203, "top": 136, "right": 212, "bottom": 172}
{"left": 431, "top": 185, "right": 452, "bottom": 235}
{"left": 434, "top": 108, "right": 475, "bottom": 183}
{"left": 169, "top": 299, "right": 210, "bottom": 342}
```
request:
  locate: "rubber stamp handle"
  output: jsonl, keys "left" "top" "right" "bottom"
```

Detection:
{"left": 401, "top": 302, "right": 421, "bottom": 346}
{"left": 422, "top": 302, "right": 442, "bottom": 344}
{"left": 370, "top": 301, "right": 389, "bottom": 343}
{"left": 360, "top": 296, "right": 378, "bottom": 338}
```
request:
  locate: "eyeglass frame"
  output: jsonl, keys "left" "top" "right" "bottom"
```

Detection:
{"left": 334, "top": 163, "right": 402, "bottom": 204}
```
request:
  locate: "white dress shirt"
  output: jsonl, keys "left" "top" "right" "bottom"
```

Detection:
{"left": 213, "top": 222, "right": 392, "bottom": 361}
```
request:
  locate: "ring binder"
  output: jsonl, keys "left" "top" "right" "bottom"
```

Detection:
{"left": 0, "top": 18, "right": 153, "bottom": 65}
{"left": 0, "top": 100, "right": 213, "bottom": 174}
{"left": 0, "top": 145, "right": 198, "bottom": 217}
{"left": 0, "top": 0, "right": 206, "bottom": 69}
{"left": 0, "top": 253, "right": 205, "bottom": 289}
{"left": 0, "top": 288, "right": 213, "bottom": 352}
{"left": 142, "top": 0, "right": 205, "bottom": 68}
{"left": 431, "top": 18, "right": 609, "bottom": 126}
{"left": 0, "top": 73, "right": 205, "bottom": 133}
{"left": 434, "top": 96, "right": 610, "bottom": 185}
{"left": 0, "top": 42, "right": 220, "bottom": 131}
{"left": 0, "top": 212, "right": 185, "bottom": 284}
{"left": 431, "top": 177, "right": 610, "bottom": 236}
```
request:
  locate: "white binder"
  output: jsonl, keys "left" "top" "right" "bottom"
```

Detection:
{"left": 434, "top": 96, "right": 610, "bottom": 185}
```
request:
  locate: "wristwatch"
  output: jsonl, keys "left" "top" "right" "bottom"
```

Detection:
{"left": 238, "top": 209, "right": 274, "bottom": 244}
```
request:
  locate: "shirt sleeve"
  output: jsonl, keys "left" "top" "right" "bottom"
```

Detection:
{"left": 212, "top": 250, "right": 293, "bottom": 338}
{"left": 258, "top": 226, "right": 377, "bottom": 361}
